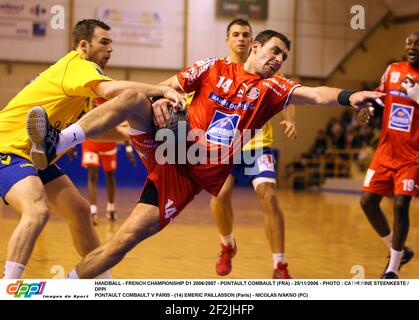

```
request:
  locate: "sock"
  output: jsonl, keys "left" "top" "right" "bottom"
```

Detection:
{"left": 3, "top": 261, "right": 26, "bottom": 279}
{"left": 107, "top": 203, "right": 115, "bottom": 212}
{"left": 67, "top": 268, "right": 80, "bottom": 279}
{"left": 220, "top": 234, "right": 235, "bottom": 247}
{"left": 381, "top": 232, "right": 393, "bottom": 250}
{"left": 386, "top": 248, "right": 403, "bottom": 274}
{"left": 57, "top": 124, "right": 86, "bottom": 154}
{"left": 90, "top": 204, "right": 97, "bottom": 215}
{"left": 273, "top": 253, "right": 285, "bottom": 268}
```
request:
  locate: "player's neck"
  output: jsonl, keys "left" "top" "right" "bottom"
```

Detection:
{"left": 243, "top": 59, "right": 257, "bottom": 76}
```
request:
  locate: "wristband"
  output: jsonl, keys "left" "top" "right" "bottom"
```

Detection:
{"left": 337, "top": 90, "right": 355, "bottom": 106}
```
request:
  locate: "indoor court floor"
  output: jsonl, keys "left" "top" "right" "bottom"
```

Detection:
{"left": 1, "top": 187, "right": 418, "bottom": 279}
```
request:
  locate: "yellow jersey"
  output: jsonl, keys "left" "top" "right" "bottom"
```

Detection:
{"left": 0, "top": 50, "right": 112, "bottom": 161}
{"left": 242, "top": 120, "right": 273, "bottom": 151}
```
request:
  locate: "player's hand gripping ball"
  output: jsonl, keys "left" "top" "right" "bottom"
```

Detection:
{"left": 154, "top": 106, "right": 190, "bottom": 144}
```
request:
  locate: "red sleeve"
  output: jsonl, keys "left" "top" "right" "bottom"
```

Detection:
{"left": 375, "top": 65, "right": 391, "bottom": 93}
{"left": 264, "top": 76, "right": 301, "bottom": 110}
{"left": 176, "top": 58, "right": 218, "bottom": 93}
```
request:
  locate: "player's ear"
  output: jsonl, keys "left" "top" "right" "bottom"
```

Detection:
{"left": 78, "top": 39, "right": 89, "bottom": 53}
{"left": 251, "top": 41, "right": 261, "bottom": 54}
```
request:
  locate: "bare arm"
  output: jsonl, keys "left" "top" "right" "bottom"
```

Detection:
{"left": 289, "top": 86, "right": 385, "bottom": 109}
{"left": 91, "top": 80, "right": 185, "bottom": 106}
{"left": 280, "top": 105, "right": 297, "bottom": 139}
{"left": 289, "top": 86, "right": 343, "bottom": 106}
{"left": 159, "top": 76, "right": 184, "bottom": 92}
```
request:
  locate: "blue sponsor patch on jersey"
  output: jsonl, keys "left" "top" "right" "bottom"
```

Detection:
{"left": 206, "top": 110, "right": 240, "bottom": 146}
{"left": 388, "top": 90, "right": 409, "bottom": 98}
{"left": 388, "top": 103, "right": 413, "bottom": 132}
{"left": 209, "top": 92, "right": 254, "bottom": 110}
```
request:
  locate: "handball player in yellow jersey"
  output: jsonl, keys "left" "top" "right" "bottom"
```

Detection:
{"left": 0, "top": 19, "right": 183, "bottom": 278}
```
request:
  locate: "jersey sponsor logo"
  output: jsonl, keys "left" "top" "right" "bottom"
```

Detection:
{"left": 195, "top": 57, "right": 217, "bottom": 67}
{"left": 19, "top": 163, "right": 35, "bottom": 168}
{"left": 388, "top": 90, "right": 409, "bottom": 98}
{"left": 246, "top": 87, "right": 260, "bottom": 100}
{"left": 206, "top": 110, "right": 240, "bottom": 146}
{"left": 258, "top": 153, "right": 274, "bottom": 168}
{"left": 182, "top": 66, "right": 198, "bottom": 79}
{"left": 262, "top": 81, "right": 282, "bottom": 96}
{"left": 0, "top": 154, "right": 11, "bottom": 165}
{"left": 209, "top": 92, "right": 254, "bottom": 111}
{"left": 388, "top": 103, "right": 413, "bottom": 132}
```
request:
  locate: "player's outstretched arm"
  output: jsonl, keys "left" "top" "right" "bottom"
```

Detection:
{"left": 91, "top": 80, "right": 185, "bottom": 108}
{"left": 289, "top": 86, "right": 385, "bottom": 108}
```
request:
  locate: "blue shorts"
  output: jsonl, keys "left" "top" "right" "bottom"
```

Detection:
{"left": 0, "top": 153, "right": 65, "bottom": 202}
{"left": 231, "top": 147, "right": 278, "bottom": 188}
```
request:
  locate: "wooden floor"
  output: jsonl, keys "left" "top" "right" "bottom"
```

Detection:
{"left": 1, "top": 187, "right": 418, "bottom": 279}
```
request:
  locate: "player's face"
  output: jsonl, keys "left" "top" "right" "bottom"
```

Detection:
{"left": 253, "top": 37, "right": 289, "bottom": 78}
{"left": 405, "top": 32, "right": 419, "bottom": 67}
{"left": 86, "top": 27, "right": 113, "bottom": 69}
{"left": 226, "top": 24, "right": 252, "bottom": 58}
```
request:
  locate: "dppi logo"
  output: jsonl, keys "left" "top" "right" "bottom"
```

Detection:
{"left": 6, "top": 280, "right": 46, "bottom": 298}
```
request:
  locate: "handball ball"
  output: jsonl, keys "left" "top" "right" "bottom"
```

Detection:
{"left": 155, "top": 107, "right": 190, "bottom": 143}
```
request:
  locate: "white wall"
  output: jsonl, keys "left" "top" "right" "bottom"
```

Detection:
{"left": 187, "top": 0, "right": 294, "bottom": 75}
{"left": 74, "top": 0, "right": 184, "bottom": 69}
{"left": 0, "top": 0, "right": 69, "bottom": 63}
{"left": 296, "top": 0, "right": 388, "bottom": 77}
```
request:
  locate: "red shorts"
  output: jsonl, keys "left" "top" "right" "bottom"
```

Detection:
{"left": 81, "top": 140, "right": 118, "bottom": 172}
{"left": 130, "top": 133, "right": 201, "bottom": 229}
{"left": 362, "top": 157, "right": 418, "bottom": 197}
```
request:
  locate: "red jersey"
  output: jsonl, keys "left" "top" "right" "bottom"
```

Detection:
{"left": 375, "top": 61, "right": 419, "bottom": 169}
{"left": 176, "top": 58, "right": 300, "bottom": 195}
{"left": 82, "top": 139, "right": 117, "bottom": 152}
{"left": 82, "top": 97, "right": 117, "bottom": 151}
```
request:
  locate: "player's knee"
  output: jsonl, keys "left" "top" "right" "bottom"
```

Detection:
{"left": 212, "top": 192, "right": 231, "bottom": 206}
{"left": 256, "top": 183, "right": 277, "bottom": 205}
{"left": 66, "top": 200, "right": 91, "bottom": 225}
{"left": 394, "top": 196, "right": 411, "bottom": 217}
{"left": 360, "top": 192, "right": 375, "bottom": 210}
{"left": 23, "top": 205, "right": 50, "bottom": 228}
{"left": 119, "top": 90, "right": 149, "bottom": 112}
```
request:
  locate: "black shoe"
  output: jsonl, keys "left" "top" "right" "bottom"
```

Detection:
{"left": 381, "top": 271, "right": 399, "bottom": 279}
{"left": 26, "top": 106, "right": 60, "bottom": 170}
{"left": 107, "top": 210, "right": 117, "bottom": 221}
{"left": 381, "top": 246, "right": 414, "bottom": 277}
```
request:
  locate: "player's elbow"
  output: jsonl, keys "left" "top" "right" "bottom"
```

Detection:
{"left": 95, "top": 81, "right": 120, "bottom": 100}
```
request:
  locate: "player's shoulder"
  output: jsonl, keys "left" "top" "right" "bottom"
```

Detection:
{"left": 65, "top": 51, "right": 102, "bottom": 70}
{"left": 265, "top": 74, "right": 299, "bottom": 89}
{"left": 193, "top": 57, "right": 221, "bottom": 68}
{"left": 388, "top": 61, "right": 410, "bottom": 71}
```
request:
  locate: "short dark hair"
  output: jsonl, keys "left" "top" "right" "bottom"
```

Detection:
{"left": 254, "top": 30, "right": 291, "bottom": 50}
{"left": 226, "top": 18, "right": 252, "bottom": 36}
{"left": 72, "top": 19, "right": 111, "bottom": 49}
